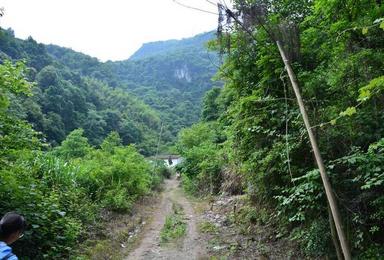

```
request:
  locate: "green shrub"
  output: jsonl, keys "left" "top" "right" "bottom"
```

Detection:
{"left": 303, "top": 219, "right": 332, "bottom": 257}
{"left": 0, "top": 133, "right": 156, "bottom": 258}
{"left": 102, "top": 185, "right": 132, "bottom": 212}
{"left": 0, "top": 152, "right": 95, "bottom": 258}
{"left": 150, "top": 160, "right": 171, "bottom": 190}
{"left": 158, "top": 165, "right": 172, "bottom": 179}
{"left": 54, "top": 128, "right": 91, "bottom": 159}
{"left": 176, "top": 122, "right": 223, "bottom": 196}
{"left": 75, "top": 143, "right": 152, "bottom": 211}
{"left": 181, "top": 173, "right": 199, "bottom": 195}
{"left": 289, "top": 218, "right": 332, "bottom": 257}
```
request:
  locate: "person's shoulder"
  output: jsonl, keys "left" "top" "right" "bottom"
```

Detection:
{"left": 0, "top": 242, "right": 17, "bottom": 260}
{"left": 0, "top": 251, "right": 18, "bottom": 260}
{"left": 8, "top": 255, "right": 18, "bottom": 260}
{"left": 3, "top": 254, "right": 18, "bottom": 260}
{"left": 0, "top": 241, "right": 11, "bottom": 254}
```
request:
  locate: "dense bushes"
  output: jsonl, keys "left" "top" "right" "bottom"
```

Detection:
{"left": 0, "top": 28, "right": 161, "bottom": 155}
{"left": 0, "top": 60, "right": 164, "bottom": 258}
{"left": 74, "top": 132, "right": 153, "bottom": 212}
{"left": 0, "top": 152, "right": 95, "bottom": 257}
{"left": 0, "top": 132, "right": 162, "bottom": 258}
{"left": 1, "top": 132, "right": 162, "bottom": 258}
{"left": 176, "top": 122, "right": 223, "bottom": 195}
{"left": 177, "top": 0, "right": 384, "bottom": 257}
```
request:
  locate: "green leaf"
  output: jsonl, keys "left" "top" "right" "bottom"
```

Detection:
{"left": 330, "top": 119, "right": 337, "bottom": 125}
{"left": 340, "top": 107, "right": 357, "bottom": 117}
{"left": 358, "top": 76, "right": 384, "bottom": 102}
{"left": 380, "top": 21, "right": 384, "bottom": 30}
{"left": 362, "top": 27, "right": 368, "bottom": 35}
{"left": 373, "top": 18, "right": 384, "bottom": 24}
{"left": 358, "top": 88, "right": 371, "bottom": 102}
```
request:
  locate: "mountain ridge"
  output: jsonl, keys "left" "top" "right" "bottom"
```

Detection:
{"left": 129, "top": 31, "right": 215, "bottom": 60}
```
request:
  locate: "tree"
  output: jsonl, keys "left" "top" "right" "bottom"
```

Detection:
{"left": 0, "top": 60, "right": 39, "bottom": 163}
{"left": 101, "top": 131, "right": 122, "bottom": 153}
{"left": 36, "top": 65, "right": 59, "bottom": 88}
{"left": 56, "top": 128, "right": 90, "bottom": 159}
{"left": 201, "top": 87, "right": 221, "bottom": 121}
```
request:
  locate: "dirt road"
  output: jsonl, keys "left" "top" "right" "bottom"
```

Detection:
{"left": 126, "top": 178, "right": 207, "bottom": 260}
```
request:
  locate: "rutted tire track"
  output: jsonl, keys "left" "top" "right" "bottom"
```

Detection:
{"left": 126, "top": 178, "right": 207, "bottom": 260}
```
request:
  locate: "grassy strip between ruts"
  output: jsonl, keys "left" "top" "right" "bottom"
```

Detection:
{"left": 160, "top": 202, "right": 187, "bottom": 244}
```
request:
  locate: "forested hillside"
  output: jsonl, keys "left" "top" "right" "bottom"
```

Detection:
{"left": 129, "top": 31, "right": 214, "bottom": 60}
{"left": 0, "top": 29, "right": 219, "bottom": 150}
{"left": 46, "top": 31, "right": 220, "bottom": 145}
{"left": 176, "top": 0, "right": 384, "bottom": 258}
{"left": 0, "top": 28, "right": 160, "bottom": 154}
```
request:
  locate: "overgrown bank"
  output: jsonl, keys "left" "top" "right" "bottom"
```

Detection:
{"left": 176, "top": 0, "right": 384, "bottom": 258}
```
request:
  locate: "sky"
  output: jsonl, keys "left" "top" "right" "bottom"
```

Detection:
{"left": 0, "top": 0, "right": 224, "bottom": 61}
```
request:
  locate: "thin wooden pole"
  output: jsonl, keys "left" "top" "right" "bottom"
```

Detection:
{"left": 328, "top": 204, "right": 344, "bottom": 260}
{"left": 276, "top": 40, "right": 351, "bottom": 260}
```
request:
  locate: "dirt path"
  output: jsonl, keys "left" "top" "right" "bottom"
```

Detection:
{"left": 126, "top": 178, "right": 207, "bottom": 260}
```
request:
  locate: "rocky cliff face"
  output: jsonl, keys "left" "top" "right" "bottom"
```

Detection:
{"left": 174, "top": 65, "right": 192, "bottom": 82}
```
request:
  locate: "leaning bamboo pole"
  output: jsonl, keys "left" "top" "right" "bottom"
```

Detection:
{"left": 276, "top": 40, "right": 351, "bottom": 260}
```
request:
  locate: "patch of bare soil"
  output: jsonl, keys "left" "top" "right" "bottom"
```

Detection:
{"left": 127, "top": 178, "right": 208, "bottom": 260}
{"left": 197, "top": 194, "right": 303, "bottom": 259}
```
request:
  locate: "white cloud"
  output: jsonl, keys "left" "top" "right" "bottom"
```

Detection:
{"left": 0, "top": 0, "right": 223, "bottom": 61}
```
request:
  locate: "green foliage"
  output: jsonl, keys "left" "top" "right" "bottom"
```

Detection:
{"left": 0, "top": 60, "right": 162, "bottom": 257}
{"left": 55, "top": 128, "right": 90, "bottom": 159}
{"left": 358, "top": 76, "right": 384, "bottom": 102}
{"left": 0, "top": 152, "right": 95, "bottom": 258}
{"left": 1, "top": 138, "right": 157, "bottom": 258}
{"left": 75, "top": 144, "right": 152, "bottom": 211}
{"left": 0, "top": 59, "right": 41, "bottom": 164}
{"left": 177, "top": 0, "right": 384, "bottom": 257}
{"left": 102, "top": 184, "right": 133, "bottom": 212}
{"left": 155, "top": 161, "right": 172, "bottom": 179}
{"left": 0, "top": 60, "right": 32, "bottom": 110}
{"left": 1, "top": 128, "right": 157, "bottom": 258}
{"left": 0, "top": 28, "right": 161, "bottom": 154}
{"left": 177, "top": 123, "right": 215, "bottom": 152}
{"left": 202, "top": 87, "right": 221, "bottom": 122}
{"left": 180, "top": 173, "right": 199, "bottom": 196}
{"left": 290, "top": 218, "right": 332, "bottom": 257}
{"left": 100, "top": 131, "right": 122, "bottom": 153}
{"left": 45, "top": 31, "right": 219, "bottom": 146}
{"left": 177, "top": 122, "right": 223, "bottom": 195}
{"left": 275, "top": 170, "right": 324, "bottom": 223}
{"left": 328, "top": 138, "right": 384, "bottom": 253}
{"left": 148, "top": 160, "right": 172, "bottom": 190}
